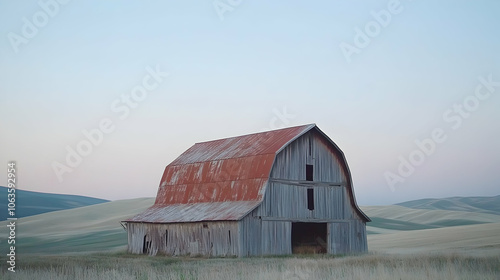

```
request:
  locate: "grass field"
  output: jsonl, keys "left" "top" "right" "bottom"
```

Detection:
{"left": 1, "top": 252, "right": 498, "bottom": 280}
{"left": 3, "top": 198, "right": 500, "bottom": 254}
{"left": 1, "top": 196, "right": 499, "bottom": 279}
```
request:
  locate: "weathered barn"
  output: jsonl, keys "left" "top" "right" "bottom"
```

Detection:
{"left": 123, "top": 124, "right": 370, "bottom": 256}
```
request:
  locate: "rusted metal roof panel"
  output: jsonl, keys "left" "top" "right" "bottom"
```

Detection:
{"left": 160, "top": 155, "right": 274, "bottom": 187}
{"left": 125, "top": 201, "right": 261, "bottom": 223}
{"left": 154, "top": 178, "right": 269, "bottom": 205}
{"left": 170, "top": 124, "right": 315, "bottom": 165}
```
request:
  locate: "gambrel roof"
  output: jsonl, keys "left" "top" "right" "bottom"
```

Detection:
{"left": 126, "top": 124, "right": 370, "bottom": 223}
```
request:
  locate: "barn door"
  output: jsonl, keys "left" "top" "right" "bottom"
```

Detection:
{"left": 329, "top": 222, "right": 350, "bottom": 254}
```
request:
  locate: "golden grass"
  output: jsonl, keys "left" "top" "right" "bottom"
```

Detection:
{"left": 0, "top": 252, "right": 498, "bottom": 280}
{"left": 1, "top": 198, "right": 499, "bottom": 278}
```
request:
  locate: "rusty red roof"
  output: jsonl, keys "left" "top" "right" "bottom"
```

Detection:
{"left": 125, "top": 124, "right": 370, "bottom": 223}
{"left": 153, "top": 124, "right": 315, "bottom": 206}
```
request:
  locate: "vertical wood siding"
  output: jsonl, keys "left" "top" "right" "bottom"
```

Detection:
{"left": 238, "top": 214, "right": 262, "bottom": 256}
{"left": 349, "top": 219, "right": 368, "bottom": 252}
{"left": 127, "top": 221, "right": 239, "bottom": 256}
{"left": 256, "top": 182, "right": 346, "bottom": 219}
{"left": 261, "top": 221, "right": 292, "bottom": 255}
{"left": 252, "top": 131, "right": 367, "bottom": 255}
{"left": 328, "top": 222, "right": 350, "bottom": 254}
{"left": 271, "top": 131, "right": 345, "bottom": 182}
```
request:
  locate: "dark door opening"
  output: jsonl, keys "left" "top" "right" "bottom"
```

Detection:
{"left": 291, "top": 222, "right": 327, "bottom": 254}
{"left": 143, "top": 235, "right": 151, "bottom": 254}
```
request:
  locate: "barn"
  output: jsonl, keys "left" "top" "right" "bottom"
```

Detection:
{"left": 123, "top": 124, "right": 370, "bottom": 256}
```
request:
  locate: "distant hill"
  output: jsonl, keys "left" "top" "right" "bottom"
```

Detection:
{"left": 0, "top": 197, "right": 155, "bottom": 254}
{"left": 368, "top": 222, "right": 500, "bottom": 254}
{"left": 361, "top": 205, "right": 500, "bottom": 234}
{"left": 395, "top": 195, "right": 500, "bottom": 215}
{"left": 0, "top": 186, "right": 109, "bottom": 221}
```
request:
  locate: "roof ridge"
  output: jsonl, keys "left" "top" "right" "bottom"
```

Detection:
{"left": 193, "top": 123, "right": 316, "bottom": 145}
{"left": 167, "top": 152, "right": 277, "bottom": 167}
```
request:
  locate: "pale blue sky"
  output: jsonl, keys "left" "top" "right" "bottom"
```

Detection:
{"left": 1, "top": 0, "right": 499, "bottom": 205}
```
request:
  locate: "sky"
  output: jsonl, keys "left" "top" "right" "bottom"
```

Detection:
{"left": 0, "top": 0, "right": 499, "bottom": 205}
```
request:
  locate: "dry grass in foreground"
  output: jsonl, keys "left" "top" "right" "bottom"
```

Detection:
{"left": 1, "top": 252, "right": 499, "bottom": 280}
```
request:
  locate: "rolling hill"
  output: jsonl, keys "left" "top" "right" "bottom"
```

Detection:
{"left": 2, "top": 197, "right": 155, "bottom": 254}
{"left": 368, "top": 222, "right": 500, "bottom": 255}
{"left": 396, "top": 195, "right": 500, "bottom": 215}
{"left": 0, "top": 186, "right": 109, "bottom": 221}
{"left": 361, "top": 205, "right": 500, "bottom": 234}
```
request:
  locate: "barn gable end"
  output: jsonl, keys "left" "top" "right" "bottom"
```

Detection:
{"left": 124, "top": 124, "right": 369, "bottom": 256}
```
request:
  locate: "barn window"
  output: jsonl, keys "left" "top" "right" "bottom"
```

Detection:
{"left": 306, "top": 164, "right": 313, "bottom": 181}
{"left": 203, "top": 223, "right": 208, "bottom": 228}
{"left": 308, "top": 138, "right": 312, "bottom": 155}
{"left": 228, "top": 230, "right": 232, "bottom": 246}
{"left": 307, "top": 188, "right": 314, "bottom": 210}
{"left": 165, "top": 230, "right": 168, "bottom": 247}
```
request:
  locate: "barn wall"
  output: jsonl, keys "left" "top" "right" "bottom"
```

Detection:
{"left": 240, "top": 212, "right": 293, "bottom": 256}
{"left": 259, "top": 131, "right": 361, "bottom": 221}
{"left": 251, "top": 131, "right": 368, "bottom": 254}
{"left": 261, "top": 220, "right": 292, "bottom": 255}
{"left": 328, "top": 222, "right": 349, "bottom": 254}
{"left": 349, "top": 219, "right": 368, "bottom": 252}
{"left": 270, "top": 130, "right": 346, "bottom": 182}
{"left": 327, "top": 220, "right": 367, "bottom": 254}
{"left": 126, "top": 221, "right": 239, "bottom": 256}
{"left": 256, "top": 182, "right": 346, "bottom": 219}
